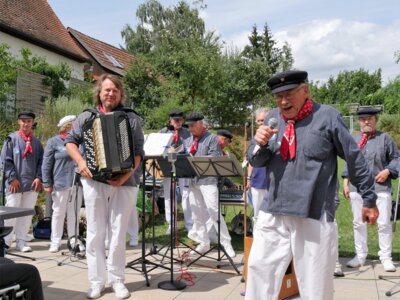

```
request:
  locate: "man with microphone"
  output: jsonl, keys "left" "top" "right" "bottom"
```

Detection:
{"left": 246, "top": 70, "right": 378, "bottom": 300}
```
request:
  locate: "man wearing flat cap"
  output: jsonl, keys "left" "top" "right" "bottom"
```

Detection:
{"left": 343, "top": 107, "right": 399, "bottom": 272}
{"left": 183, "top": 113, "right": 236, "bottom": 258}
{"left": 42, "top": 115, "right": 83, "bottom": 253}
{"left": 1, "top": 111, "right": 43, "bottom": 252}
{"left": 159, "top": 109, "right": 193, "bottom": 235}
{"left": 246, "top": 70, "right": 378, "bottom": 300}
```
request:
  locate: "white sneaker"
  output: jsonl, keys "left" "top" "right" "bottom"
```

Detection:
{"left": 16, "top": 240, "right": 32, "bottom": 252}
{"left": 112, "top": 281, "right": 130, "bottom": 299}
{"left": 346, "top": 256, "right": 365, "bottom": 268}
{"left": 223, "top": 243, "right": 236, "bottom": 258}
{"left": 334, "top": 261, "right": 344, "bottom": 277}
{"left": 382, "top": 259, "right": 396, "bottom": 272}
{"left": 49, "top": 244, "right": 59, "bottom": 253}
{"left": 190, "top": 243, "right": 210, "bottom": 256}
{"left": 187, "top": 232, "right": 201, "bottom": 244}
{"left": 86, "top": 285, "right": 105, "bottom": 299}
{"left": 129, "top": 239, "right": 139, "bottom": 247}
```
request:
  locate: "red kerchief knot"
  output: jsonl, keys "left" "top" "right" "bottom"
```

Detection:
{"left": 172, "top": 128, "right": 179, "bottom": 143}
{"left": 280, "top": 99, "right": 314, "bottom": 161}
{"left": 359, "top": 131, "right": 375, "bottom": 150}
{"left": 189, "top": 137, "right": 199, "bottom": 155}
{"left": 18, "top": 130, "right": 33, "bottom": 159}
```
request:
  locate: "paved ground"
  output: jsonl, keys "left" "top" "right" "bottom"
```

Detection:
{"left": 4, "top": 239, "right": 400, "bottom": 299}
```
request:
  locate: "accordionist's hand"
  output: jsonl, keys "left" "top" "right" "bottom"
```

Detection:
{"left": 107, "top": 171, "right": 133, "bottom": 187}
{"left": 78, "top": 160, "right": 92, "bottom": 178}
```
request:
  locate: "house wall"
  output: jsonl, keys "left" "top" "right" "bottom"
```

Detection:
{"left": 0, "top": 32, "right": 85, "bottom": 80}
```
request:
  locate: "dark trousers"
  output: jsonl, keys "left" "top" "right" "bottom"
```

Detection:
{"left": 0, "top": 257, "right": 44, "bottom": 300}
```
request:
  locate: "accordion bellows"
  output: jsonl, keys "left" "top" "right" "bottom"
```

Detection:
{"left": 82, "top": 111, "right": 134, "bottom": 181}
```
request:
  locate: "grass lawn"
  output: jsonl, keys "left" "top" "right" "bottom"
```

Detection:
{"left": 142, "top": 158, "right": 400, "bottom": 260}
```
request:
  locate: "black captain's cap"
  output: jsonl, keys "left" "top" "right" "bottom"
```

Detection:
{"left": 18, "top": 111, "right": 36, "bottom": 119}
{"left": 357, "top": 107, "right": 382, "bottom": 117}
{"left": 217, "top": 129, "right": 233, "bottom": 142}
{"left": 267, "top": 70, "right": 308, "bottom": 94}
{"left": 185, "top": 112, "right": 204, "bottom": 124}
{"left": 169, "top": 109, "right": 184, "bottom": 118}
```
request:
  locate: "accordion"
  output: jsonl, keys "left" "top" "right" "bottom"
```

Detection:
{"left": 82, "top": 111, "right": 134, "bottom": 182}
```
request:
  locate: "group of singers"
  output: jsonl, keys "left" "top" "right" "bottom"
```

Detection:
{"left": 1, "top": 70, "right": 399, "bottom": 300}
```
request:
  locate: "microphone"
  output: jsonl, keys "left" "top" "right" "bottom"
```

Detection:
{"left": 252, "top": 117, "right": 278, "bottom": 156}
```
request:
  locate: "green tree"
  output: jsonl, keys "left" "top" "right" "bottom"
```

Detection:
{"left": 309, "top": 69, "right": 382, "bottom": 113}
{"left": 122, "top": 0, "right": 224, "bottom": 126}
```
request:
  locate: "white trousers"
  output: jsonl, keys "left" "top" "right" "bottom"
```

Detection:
{"left": 126, "top": 201, "right": 139, "bottom": 243}
{"left": 350, "top": 191, "right": 393, "bottom": 261}
{"left": 246, "top": 211, "right": 336, "bottom": 300}
{"left": 250, "top": 187, "right": 268, "bottom": 221}
{"left": 81, "top": 177, "right": 138, "bottom": 286}
{"left": 50, "top": 187, "right": 83, "bottom": 247}
{"left": 4, "top": 192, "right": 38, "bottom": 246}
{"left": 163, "top": 177, "right": 193, "bottom": 230}
{"left": 188, "top": 184, "right": 231, "bottom": 246}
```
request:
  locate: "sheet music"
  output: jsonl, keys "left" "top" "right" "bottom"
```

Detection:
{"left": 144, "top": 133, "right": 173, "bottom": 158}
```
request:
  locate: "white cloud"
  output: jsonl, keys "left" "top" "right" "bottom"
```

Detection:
{"left": 223, "top": 18, "right": 400, "bottom": 85}
{"left": 275, "top": 19, "right": 400, "bottom": 84}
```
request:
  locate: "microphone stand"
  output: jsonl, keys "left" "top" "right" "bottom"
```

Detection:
{"left": 158, "top": 152, "right": 186, "bottom": 291}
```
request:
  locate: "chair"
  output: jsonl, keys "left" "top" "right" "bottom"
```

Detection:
{"left": 0, "top": 227, "right": 13, "bottom": 258}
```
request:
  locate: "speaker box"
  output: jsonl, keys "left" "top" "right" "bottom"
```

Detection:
{"left": 244, "top": 236, "right": 299, "bottom": 299}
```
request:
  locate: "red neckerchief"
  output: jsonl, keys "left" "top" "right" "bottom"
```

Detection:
{"left": 98, "top": 104, "right": 107, "bottom": 113}
{"left": 18, "top": 130, "right": 33, "bottom": 159}
{"left": 359, "top": 131, "right": 375, "bottom": 150}
{"left": 60, "top": 133, "right": 68, "bottom": 139}
{"left": 172, "top": 128, "right": 180, "bottom": 143}
{"left": 189, "top": 128, "right": 207, "bottom": 155}
{"left": 280, "top": 99, "right": 314, "bottom": 160}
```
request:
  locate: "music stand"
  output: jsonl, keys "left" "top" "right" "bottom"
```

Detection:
{"left": 379, "top": 179, "right": 400, "bottom": 297}
{"left": 185, "top": 155, "right": 243, "bottom": 274}
{"left": 157, "top": 153, "right": 194, "bottom": 291}
{"left": 126, "top": 133, "right": 173, "bottom": 287}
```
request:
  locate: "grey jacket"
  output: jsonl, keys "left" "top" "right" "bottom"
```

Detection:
{"left": 42, "top": 135, "right": 77, "bottom": 191}
{"left": 183, "top": 131, "right": 222, "bottom": 185}
{"left": 342, "top": 131, "right": 399, "bottom": 193}
{"left": 65, "top": 106, "right": 145, "bottom": 186}
{"left": 1, "top": 131, "right": 43, "bottom": 195}
{"left": 250, "top": 102, "right": 377, "bottom": 222}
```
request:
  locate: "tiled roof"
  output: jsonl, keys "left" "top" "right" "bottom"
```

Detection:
{"left": 0, "top": 0, "right": 88, "bottom": 62}
{"left": 68, "top": 27, "right": 136, "bottom": 76}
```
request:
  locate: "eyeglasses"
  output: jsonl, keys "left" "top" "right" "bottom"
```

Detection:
{"left": 273, "top": 85, "right": 303, "bottom": 101}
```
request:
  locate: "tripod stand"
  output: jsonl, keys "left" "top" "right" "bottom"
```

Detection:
{"left": 379, "top": 179, "right": 400, "bottom": 297}
{"left": 184, "top": 155, "right": 243, "bottom": 274}
{"left": 1, "top": 137, "right": 35, "bottom": 261}
{"left": 57, "top": 173, "right": 86, "bottom": 266}
{"left": 126, "top": 159, "right": 172, "bottom": 286}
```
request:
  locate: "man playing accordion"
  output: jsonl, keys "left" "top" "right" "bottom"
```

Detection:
{"left": 65, "top": 74, "right": 144, "bottom": 299}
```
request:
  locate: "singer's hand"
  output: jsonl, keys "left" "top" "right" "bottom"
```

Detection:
{"left": 78, "top": 160, "right": 92, "bottom": 178}
{"left": 9, "top": 179, "right": 21, "bottom": 193}
{"left": 32, "top": 178, "right": 42, "bottom": 193}
{"left": 362, "top": 207, "right": 379, "bottom": 224}
{"left": 255, "top": 125, "right": 279, "bottom": 146}
{"left": 44, "top": 186, "right": 53, "bottom": 194}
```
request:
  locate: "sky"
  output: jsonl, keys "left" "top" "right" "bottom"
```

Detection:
{"left": 48, "top": 0, "right": 400, "bottom": 85}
